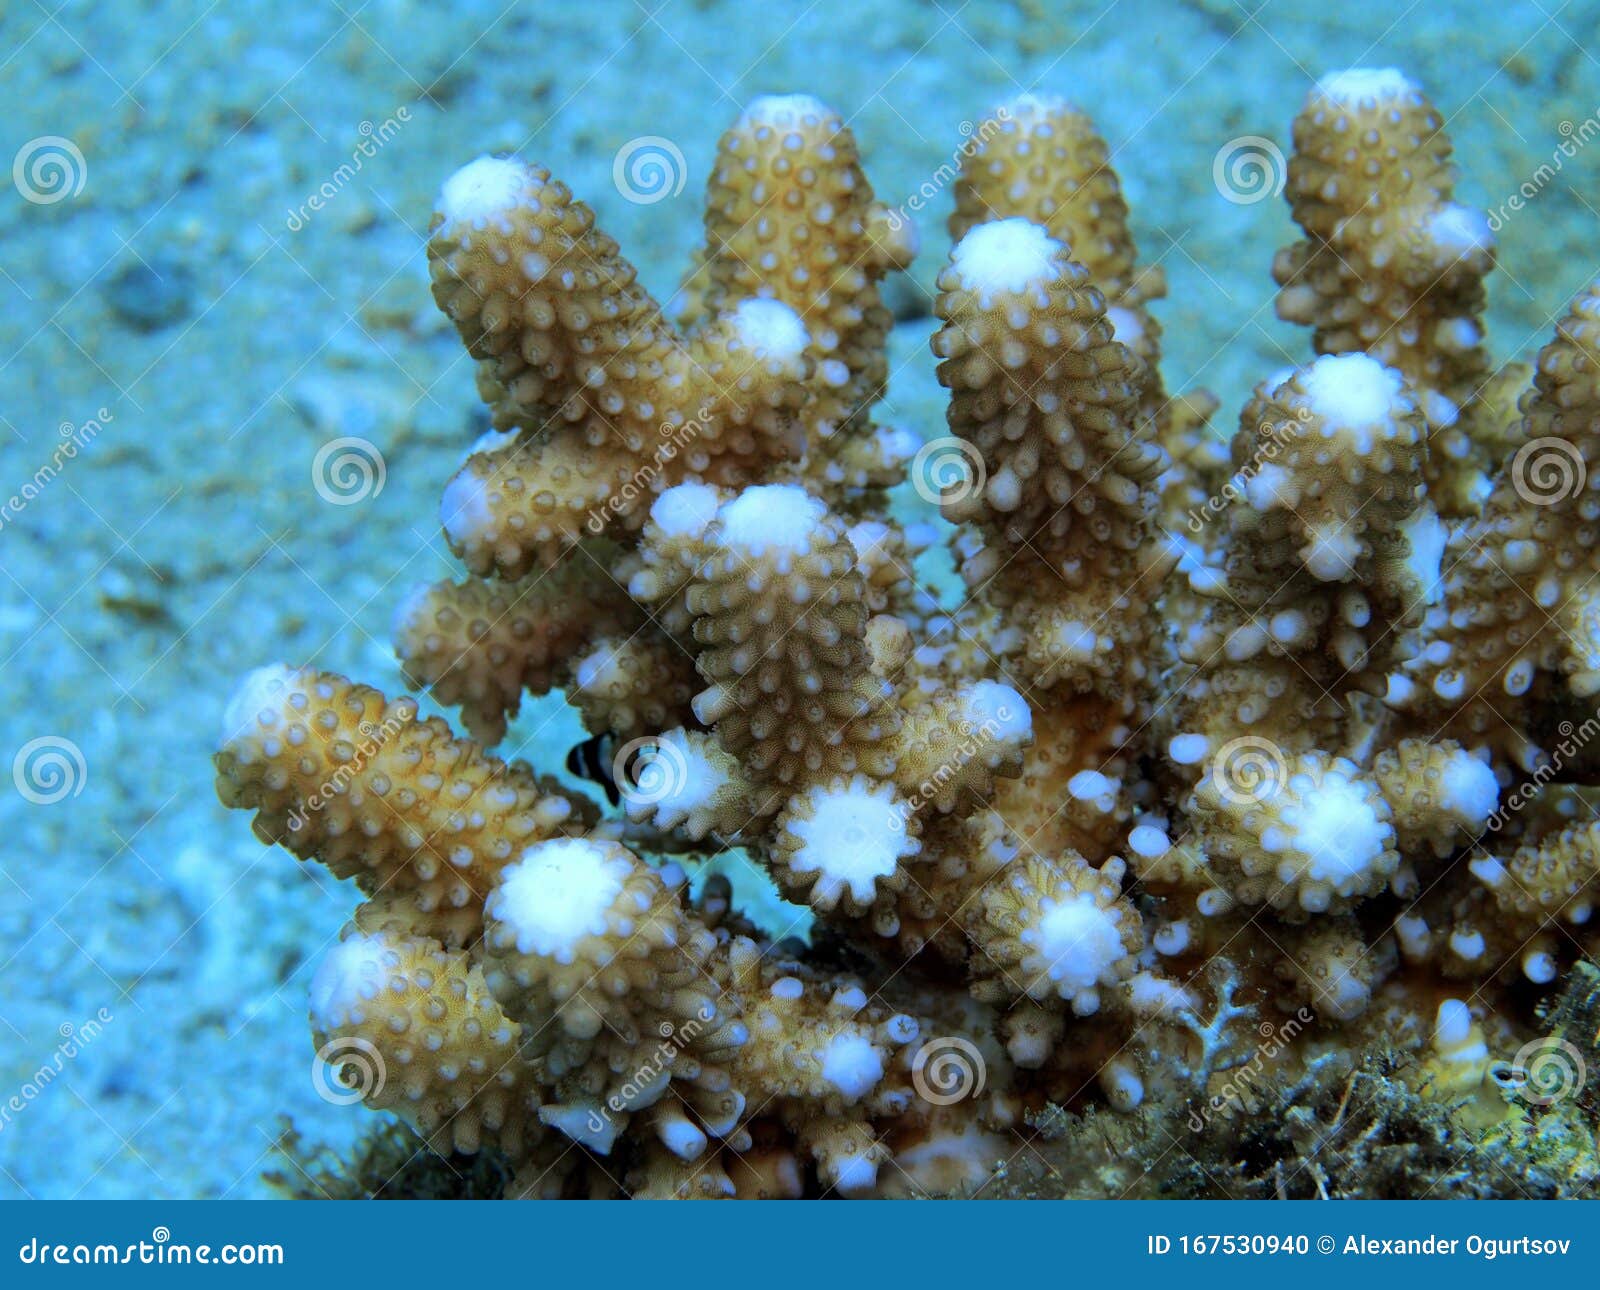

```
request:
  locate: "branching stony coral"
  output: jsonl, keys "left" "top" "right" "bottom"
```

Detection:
{"left": 218, "top": 72, "right": 1600, "bottom": 1199}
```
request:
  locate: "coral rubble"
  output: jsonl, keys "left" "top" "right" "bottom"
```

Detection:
{"left": 218, "top": 73, "right": 1600, "bottom": 1198}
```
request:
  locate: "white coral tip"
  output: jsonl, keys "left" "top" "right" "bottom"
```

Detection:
{"left": 786, "top": 780, "right": 916, "bottom": 904}
{"left": 1314, "top": 67, "right": 1417, "bottom": 104}
{"left": 220, "top": 663, "right": 299, "bottom": 749}
{"left": 437, "top": 155, "right": 526, "bottom": 228}
{"left": 441, "top": 467, "right": 494, "bottom": 547}
{"left": 650, "top": 482, "right": 722, "bottom": 539}
{"left": 739, "top": 93, "right": 830, "bottom": 126}
{"left": 1292, "top": 772, "right": 1389, "bottom": 885}
{"left": 489, "top": 839, "right": 627, "bottom": 958}
{"left": 1438, "top": 751, "right": 1498, "bottom": 826}
{"left": 309, "top": 932, "right": 395, "bottom": 1031}
{"left": 731, "top": 298, "right": 810, "bottom": 364}
{"left": 950, "top": 218, "right": 1060, "bottom": 295}
{"left": 1301, "top": 353, "right": 1403, "bottom": 444}
{"left": 820, "top": 1032, "right": 884, "bottom": 1100}
{"left": 962, "top": 680, "right": 1031, "bottom": 744}
{"left": 714, "top": 484, "right": 827, "bottom": 556}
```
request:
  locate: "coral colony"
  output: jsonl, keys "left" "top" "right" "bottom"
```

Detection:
{"left": 216, "top": 73, "right": 1600, "bottom": 1199}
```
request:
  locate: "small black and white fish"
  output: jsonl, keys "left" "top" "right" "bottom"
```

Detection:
{"left": 565, "top": 732, "right": 621, "bottom": 806}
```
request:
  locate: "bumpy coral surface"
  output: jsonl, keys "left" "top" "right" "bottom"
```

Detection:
{"left": 217, "top": 73, "right": 1600, "bottom": 1198}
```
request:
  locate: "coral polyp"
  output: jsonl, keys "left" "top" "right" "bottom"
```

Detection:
{"left": 216, "top": 71, "right": 1600, "bottom": 1199}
